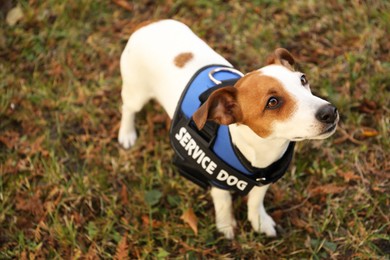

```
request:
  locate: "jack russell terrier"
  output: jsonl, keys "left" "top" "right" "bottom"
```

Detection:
{"left": 118, "top": 19, "right": 339, "bottom": 239}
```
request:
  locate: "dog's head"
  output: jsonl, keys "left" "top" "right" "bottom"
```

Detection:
{"left": 193, "top": 48, "right": 339, "bottom": 141}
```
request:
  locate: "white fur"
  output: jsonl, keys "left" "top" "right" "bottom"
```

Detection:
{"left": 119, "top": 20, "right": 338, "bottom": 239}
{"left": 247, "top": 185, "right": 276, "bottom": 237}
{"left": 210, "top": 188, "right": 236, "bottom": 239}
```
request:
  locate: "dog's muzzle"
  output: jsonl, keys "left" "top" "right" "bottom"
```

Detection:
{"left": 316, "top": 104, "right": 338, "bottom": 125}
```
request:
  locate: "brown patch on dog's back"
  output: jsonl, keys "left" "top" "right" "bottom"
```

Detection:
{"left": 234, "top": 71, "right": 297, "bottom": 137}
{"left": 174, "top": 52, "right": 194, "bottom": 68}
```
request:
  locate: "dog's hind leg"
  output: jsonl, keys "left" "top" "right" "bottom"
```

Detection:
{"left": 247, "top": 184, "right": 277, "bottom": 237}
{"left": 211, "top": 187, "right": 237, "bottom": 239}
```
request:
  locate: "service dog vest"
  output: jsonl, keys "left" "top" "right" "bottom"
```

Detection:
{"left": 170, "top": 65, "right": 295, "bottom": 195}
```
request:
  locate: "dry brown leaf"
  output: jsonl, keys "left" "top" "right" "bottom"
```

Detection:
{"left": 47, "top": 60, "right": 63, "bottom": 78}
{"left": 270, "top": 184, "right": 284, "bottom": 203}
{"left": 337, "top": 171, "right": 360, "bottom": 182}
{"left": 16, "top": 158, "right": 33, "bottom": 171}
{"left": 30, "top": 135, "right": 47, "bottom": 155}
{"left": 73, "top": 212, "right": 84, "bottom": 226}
{"left": 271, "top": 209, "right": 283, "bottom": 223}
{"left": 34, "top": 223, "right": 42, "bottom": 242}
{"left": 180, "top": 208, "right": 198, "bottom": 236}
{"left": 112, "top": 0, "right": 133, "bottom": 12}
{"left": 85, "top": 243, "right": 99, "bottom": 260}
{"left": 0, "top": 131, "right": 20, "bottom": 149}
{"left": 16, "top": 191, "right": 44, "bottom": 217}
{"left": 151, "top": 113, "right": 168, "bottom": 124}
{"left": 75, "top": 88, "right": 87, "bottom": 105}
{"left": 114, "top": 234, "right": 129, "bottom": 260}
{"left": 360, "top": 127, "right": 379, "bottom": 137}
{"left": 17, "top": 135, "right": 49, "bottom": 157}
{"left": 20, "top": 250, "right": 27, "bottom": 260}
{"left": 357, "top": 99, "right": 378, "bottom": 114}
{"left": 141, "top": 215, "right": 162, "bottom": 228}
{"left": 291, "top": 217, "right": 313, "bottom": 233}
{"left": 120, "top": 183, "right": 129, "bottom": 205}
{"left": 309, "top": 184, "right": 346, "bottom": 196}
{"left": 371, "top": 182, "right": 386, "bottom": 192}
{"left": 34, "top": 220, "right": 50, "bottom": 243}
{"left": 1, "top": 158, "right": 18, "bottom": 174}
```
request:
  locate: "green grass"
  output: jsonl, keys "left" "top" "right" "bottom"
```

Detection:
{"left": 1, "top": 0, "right": 389, "bottom": 258}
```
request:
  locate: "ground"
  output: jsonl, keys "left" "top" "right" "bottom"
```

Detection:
{"left": 0, "top": 0, "right": 389, "bottom": 259}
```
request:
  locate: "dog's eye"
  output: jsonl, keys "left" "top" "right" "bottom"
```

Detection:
{"left": 300, "top": 74, "right": 308, "bottom": 85}
{"left": 266, "top": 97, "right": 280, "bottom": 109}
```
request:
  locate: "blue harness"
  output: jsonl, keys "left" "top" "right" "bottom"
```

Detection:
{"left": 170, "top": 65, "right": 295, "bottom": 195}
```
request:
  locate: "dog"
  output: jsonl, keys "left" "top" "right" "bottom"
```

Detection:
{"left": 118, "top": 19, "right": 339, "bottom": 239}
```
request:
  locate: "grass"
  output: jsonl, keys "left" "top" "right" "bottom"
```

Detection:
{"left": 0, "top": 0, "right": 389, "bottom": 258}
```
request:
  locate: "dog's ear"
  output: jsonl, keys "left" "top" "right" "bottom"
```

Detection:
{"left": 192, "top": 86, "right": 243, "bottom": 130}
{"left": 266, "top": 48, "right": 295, "bottom": 70}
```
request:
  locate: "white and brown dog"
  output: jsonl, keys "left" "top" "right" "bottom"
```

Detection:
{"left": 118, "top": 20, "right": 339, "bottom": 239}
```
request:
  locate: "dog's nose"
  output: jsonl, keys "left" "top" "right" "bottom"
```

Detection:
{"left": 316, "top": 104, "right": 338, "bottom": 124}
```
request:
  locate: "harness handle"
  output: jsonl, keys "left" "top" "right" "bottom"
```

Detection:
{"left": 208, "top": 67, "right": 244, "bottom": 85}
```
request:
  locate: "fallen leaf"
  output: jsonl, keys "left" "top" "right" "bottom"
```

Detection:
{"left": 271, "top": 209, "right": 283, "bottom": 223}
{"left": 18, "top": 135, "right": 49, "bottom": 157}
{"left": 112, "top": 0, "right": 133, "bottom": 12}
{"left": 6, "top": 5, "right": 23, "bottom": 26}
{"left": 114, "top": 234, "right": 129, "bottom": 260}
{"left": 360, "top": 127, "right": 379, "bottom": 137}
{"left": 47, "top": 60, "right": 64, "bottom": 78}
{"left": 85, "top": 243, "right": 99, "bottom": 260}
{"left": 270, "top": 184, "right": 285, "bottom": 203}
{"left": 120, "top": 183, "right": 129, "bottom": 205}
{"left": 16, "top": 158, "right": 33, "bottom": 172}
{"left": 309, "top": 184, "right": 345, "bottom": 196}
{"left": 72, "top": 212, "right": 84, "bottom": 226}
{"left": 20, "top": 251, "right": 27, "bottom": 260}
{"left": 181, "top": 208, "right": 198, "bottom": 236}
{"left": 0, "top": 130, "right": 20, "bottom": 149}
{"left": 34, "top": 222, "right": 42, "bottom": 242}
{"left": 357, "top": 99, "right": 378, "bottom": 114}
{"left": 291, "top": 216, "right": 313, "bottom": 233}
{"left": 152, "top": 113, "right": 168, "bottom": 124}
{"left": 29, "top": 135, "right": 47, "bottom": 155}
{"left": 337, "top": 171, "right": 360, "bottom": 182}
{"left": 371, "top": 182, "right": 386, "bottom": 192}
{"left": 16, "top": 191, "right": 44, "bottom": 217}
{"left": 141, "top": 215, "right": 162, "bottom": 228}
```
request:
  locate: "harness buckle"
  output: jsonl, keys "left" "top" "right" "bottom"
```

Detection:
{"left": 208, "top": 67, "right": 244, "bottom": 85}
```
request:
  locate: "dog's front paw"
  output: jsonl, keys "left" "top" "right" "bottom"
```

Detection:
{"left": 118, "top": 129, "right": 137, "bottom": 149}
{"left": 248, "top": 210, "right": 277, "bottom": 237}
{"left": 259, "top": 213, "right": 277, "bottom": 237}
{"left": 216, "top": 219, "right": 237, "bottom": 239}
